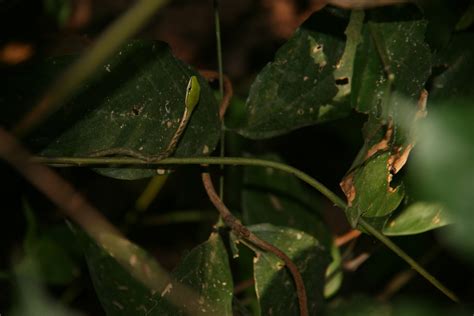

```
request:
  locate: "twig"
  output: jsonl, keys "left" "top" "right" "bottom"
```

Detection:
{"left": 335, "top": 229, "right": 361, "bottom": 247}
{"left": 201, "top": 172, "right": 309, "bottom": 316}
{"left": 343, "top": 253, "right": 371, "bottom": 272}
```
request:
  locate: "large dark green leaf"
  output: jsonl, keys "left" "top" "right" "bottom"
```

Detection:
{"left": 75, "top": 228, "right": 233, "bottom": 315}
{"left": 1, "top": 40, "right": 220, "bottom": 179}
{"left": 249, "top": 224, "right": 330, "bottom": 315}
{"left": 76, "top": 230, "right": 163, "bottom": 315}
{"left": 383, "top": 202, "right": 453, "bottom": 236}
{"left": 233, "top": 8, "right": 360, "bottom": 139}
{"left": 350, "top": 16, "right": 431, "bottom": 161}
{"left": 151, "top": 232, "right": 233, "bottom": 315}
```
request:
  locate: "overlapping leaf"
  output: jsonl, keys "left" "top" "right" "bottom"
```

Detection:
{"left": 249, "top": 224, "right": 330, "bottom": 315}
{"left": 1, "top": 40, "right": 220, "bottom": 179}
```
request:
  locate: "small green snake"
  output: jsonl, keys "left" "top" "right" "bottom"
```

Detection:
{"left": 87, "top": 76, "right": 201, "bottom": 162}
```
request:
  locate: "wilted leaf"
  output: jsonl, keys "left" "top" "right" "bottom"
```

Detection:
{"left": 343, "top": 152, "right": 404, "bottom": 228}
{"left": 342, "top": 11, "right": 432, "bottom": 229}
{"left": 233, "top": 8, "right": 355, "bottom": 139}
{"left": 1, "top": 40, "right": 220, "bottom": 179}
{"left": 249, "top": 224, "right": 330, "bottom": 315}
{"left": 383, "top": 202, "right": 453, "bottom": 236}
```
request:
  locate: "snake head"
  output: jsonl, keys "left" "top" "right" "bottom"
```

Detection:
{"left": 185, "top": 76, "right": 201, "bottom": 112}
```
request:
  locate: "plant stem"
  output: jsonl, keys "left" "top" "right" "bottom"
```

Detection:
{"left": 33, "top": 155, "right": 344, "bottom": 208}
{"left": 359, "top": 218, "right": 459, "bottom": 303}
{"left": 13, "top": 0, "right": 170, "bottom": 136}
{"left": 214, "top": 0, "right": 226, "bottom": 200}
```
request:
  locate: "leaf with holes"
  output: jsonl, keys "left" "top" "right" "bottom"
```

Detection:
{"left": 1, "top": 40, "right": 220, "bottom": 179}
{"left": 249, "top": 224, "right": 330, "bottom": 315}
{"left": 232, "top": 8, "right": 363, "bottom": 139}
{"left": 343, "top": 152, "right": 404, "bottom": 228}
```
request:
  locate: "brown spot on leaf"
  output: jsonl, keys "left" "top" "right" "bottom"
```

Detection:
{"left": 340, "top": 172, "right": 356, "bottom": 206}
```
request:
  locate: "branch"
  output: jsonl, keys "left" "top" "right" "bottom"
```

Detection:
{"left": 202, "top": 172, "right": 308, "bottom": 316}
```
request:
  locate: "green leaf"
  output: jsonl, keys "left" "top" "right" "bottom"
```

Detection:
{"left": 233, "top": 8, "right": 354, "bottom": 139}
{"left": 324, "top": 242, "right": 343, "bottom": 298}
{"left": 383, "top": 202, "right": 453, "bottom": 236}
{"left": 345, "top": 152, "right": 404, "bottom": 228}
{"left": 151, "top": 232, "right": 233, "bottom": 315}
{"left": 75, "top": 227, "right": 232, "bottom": 315}
{"left": 242, "top": 154, "right": 331, "bottom": 247}
{"left": 76, "top": 230, "right": 162, "bottom": 315}
{"left": 1, "top": 40, "right": 220, "bottom": 180}
{"left": 249, "top": 224, "right": 330, "bottom": 315}
{"left": 343, "top": 12, "right": 433, "bottom": 230}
